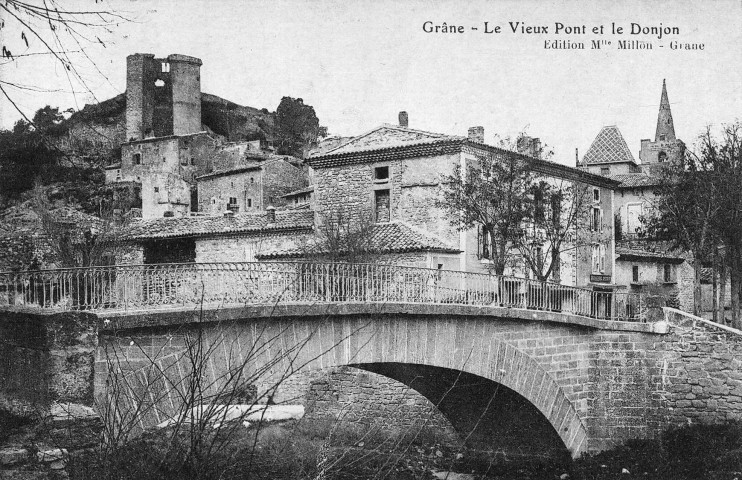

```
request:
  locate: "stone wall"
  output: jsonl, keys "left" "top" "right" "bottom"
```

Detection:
{"left": 195, "top": 232, "right": 313, "bottom": 262}
{"left": 263, "top": 366, "right": 460, "bottom": 446}
{"left": 0, "top": 311, "right": 98, "bottom": 418}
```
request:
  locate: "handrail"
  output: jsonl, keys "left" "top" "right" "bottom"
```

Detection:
{"left": 663, "top": 307, "right": 742, "bottom": 336}
{"left": 0, "top": 262, "right": 643, "bottom": 321}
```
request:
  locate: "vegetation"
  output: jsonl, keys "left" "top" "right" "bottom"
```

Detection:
{"left": 274, "top": 96, "right": 327, "bottom": 158}
{"left": 437, "top": 135, "right": 593, "bottom": 282}
{"left": 646, "top": 121, "right": 742, "bottom": 324}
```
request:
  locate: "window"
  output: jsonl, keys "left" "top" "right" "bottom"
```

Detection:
{"left": 247, "top": 198, "right": 252, "bottom": 208}
{"left": 190, "top": 157, "right": 195, "bottom": 166}
{"left": 533, "top": 188, "right": 545, "bottom": 223}
{"left": 181, "top": 156, "right": 188, "bottom": 166}
{"left": 227, "top": 197, "right": 238, "bottom": 212}
{"left": 592, "top": 244, "right": 606, "bottom": 274}
{"left": 374, "top": 189, "right": 390, "bottom": 223}
{"left": 250, "top": 177, "right": 254, "bottom": 183}
{"left": 593, "top": 188, "right": 600, "bottom": 202}
{"left": 591, "top": 207, "right": 603, "bottom": 232}
{"left": 374, "top": 166, "right": 389, "bottom": 182}
{"left": 132, "top": 153, "right": 141, "bottom": 165}
{"left": 551, "top": 193, "right": 562, "bottom": 225}
{"left": 154, "top": 79, "right": 165, "bottom": 87}
{"left": 664, "top": 264, "right": 672, "bottom": 282}
{"left": 478, "top": 225, "right": 491, "bottom": 259}
{"left": 632, "top": 265, "right": 639, "bottom": 283}
{"left": 600, "top": 167, "right": 610, "bottom": 175}
{"left": 659, "top": 134, "right": 666, "bottom": 141}
{"left": 599, "top": 244, "right": 606, "bottom": 273}
{"left": 154, "top": 186, "right": 159, "bottom": 193}
{"left": 658, "top": 151, "right": 667, "bottom": 163}
{"left": 161, "top": 62, "right": 170, "bottom": 73}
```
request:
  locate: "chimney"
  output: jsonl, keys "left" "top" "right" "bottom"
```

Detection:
{"left": 398, "top": 111, "right": 408, "bottom": 128}
{"left": 516, "top": 136, "right": 531, "bottom": 155}
{"left": 266, "top": 206, "right": 276, "bottom": 223}
{"left": 223, "top": 210, "right": 235, "bottom": 219}
{"left": 467, "top": 126, "right": 484, "bottom": 144}
{"left": 531, "top": 138, "right": 541, "bottom": 159}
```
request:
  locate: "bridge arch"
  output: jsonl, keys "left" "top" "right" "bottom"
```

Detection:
{"left": 292, "top": 321, "right": 589, "bottom": 457}
{"left": 97, "top": 313, "right": 589, "bottom": 457}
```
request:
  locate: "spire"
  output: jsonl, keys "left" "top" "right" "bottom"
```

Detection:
{"left": 655, "top": 79, "right": 676, "bottom": 142}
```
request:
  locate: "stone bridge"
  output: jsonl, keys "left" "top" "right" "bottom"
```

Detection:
{"left": 2, "top": 263, "right": 742, "bottom": 459}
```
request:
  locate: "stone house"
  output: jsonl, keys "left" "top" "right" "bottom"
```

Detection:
{"left": 196, "top": 156, "right": 307, "bottom": 215}
{"left": 582, "top": 80, "right": 702, "bottom": 314}
{"left": 122, "top": 209, "right": 314, "bottom": 264}
{"left": 281, "top": 186, "right": 314, "bottom": 209}
{"left": 286, "top": 113, "right": 619, "bottom": 291}
{"left": 614, "top": 247, "right": 692, "bottom": 312}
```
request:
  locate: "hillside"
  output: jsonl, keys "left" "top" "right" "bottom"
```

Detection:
{"left": 50, "top": 92, "right": 276, "bottom": 165}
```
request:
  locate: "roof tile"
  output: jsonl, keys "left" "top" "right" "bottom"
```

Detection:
{"left": 256, "top": 222, "right": 459, "bottom": 258}
{"left": 583, "top": 126, "right": 637, "bottom": 165}
{"left": 125, "top": 210, "right": 314, "bottom": 241}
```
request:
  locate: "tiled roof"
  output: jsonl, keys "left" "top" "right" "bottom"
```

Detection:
{"left": 609, "top": 173, "right": 661, "bottom": 188}
{"left": 308, "top": 124, "right": 619, "bottom": 189}
{"left": 308, "top": 124, "right": 464, "bottom": 168}
{"left": 583, "top": 126, "right": 637, "bottom": 165}
{"left": 616, "top": 247, "right": 685, "bottom": 264}
{"left": 195, "top": 165, "right": 260, "bottom": 181}
{"left": 281, "top": 186, "right": 314, "bottom": 198}
{"left": 124, "top": 210, "right": 314, "bottom": 241}
{"left": 308, "top": 137, "right": 464, "bottom": 169}
{"left": 321, "top": 124, "right": 459, "bottom": 155}
{"left": 256, "top": 222, "right": 459, "bottom": 259}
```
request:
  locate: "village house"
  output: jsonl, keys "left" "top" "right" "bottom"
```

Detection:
{"left": 582, "top": 80, "right": 696, "bottom": 313}
{"left": 196, "top": 155, "right": 307, "bottom": 215}
{"left": 105, "top": 53, "right": 311, "bottom": 221}
{"left": 122, "top": 208, "right": 314, "bottom": 264}
{"left": 259, "top": 112, "right": 620, "bottom": 296}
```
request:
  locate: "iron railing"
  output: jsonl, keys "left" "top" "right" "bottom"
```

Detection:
{"left": 0, "top": 262, "right": 643, "bottom": 321}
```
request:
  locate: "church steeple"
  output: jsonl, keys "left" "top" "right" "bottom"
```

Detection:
{"left": 655, "top": 79, "right": 676, "bottom": 142}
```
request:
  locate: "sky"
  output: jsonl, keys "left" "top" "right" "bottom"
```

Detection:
{"left": 0, "top": 0, "right": 740, "bottom": 168}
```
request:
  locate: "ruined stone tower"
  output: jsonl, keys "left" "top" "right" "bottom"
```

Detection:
{"left": 639, "top": 79, "right": 684, "bottom": 171}
{"left": 126, "top": 53, "right": 202, "bottom": 141}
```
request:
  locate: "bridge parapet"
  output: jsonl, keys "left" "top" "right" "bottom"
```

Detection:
{"left": 0, "top": 262, "right": 643, "bottom": 321}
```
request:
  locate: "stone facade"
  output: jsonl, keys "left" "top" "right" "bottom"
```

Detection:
{"left": 197, "top": 159, "right": 307, "bottom": 215}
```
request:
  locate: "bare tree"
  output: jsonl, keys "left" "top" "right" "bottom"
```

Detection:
{"left": 516, "top": 177, "right": 592, "bottom": 282}
{"left": 0, "top": 1, "right": 127, "bottom": 125}
{"left": 31, "top": 184, "right": 129, "bottom": 268}
{"left": 437, "top": 149, "right": 532, "bottom": 276}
